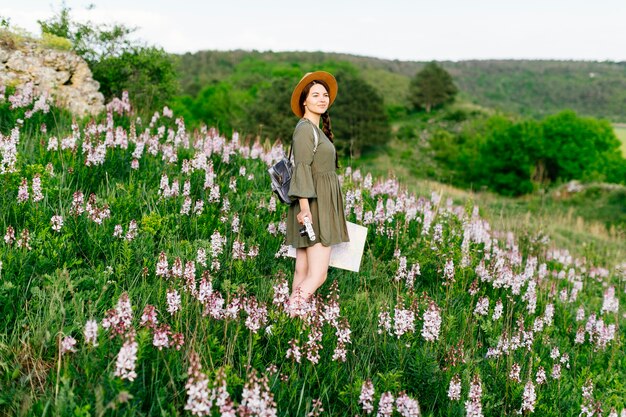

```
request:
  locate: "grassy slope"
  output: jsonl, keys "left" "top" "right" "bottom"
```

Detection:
{"left": 355, "top": 108, "right": 626, "bottom": 263}
{"left": 2, "top": 98, "right": 625, "bottom": 416}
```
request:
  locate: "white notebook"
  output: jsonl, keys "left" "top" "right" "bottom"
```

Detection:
{"left": 287, "top": 221, "right": 368, "bottom": 272}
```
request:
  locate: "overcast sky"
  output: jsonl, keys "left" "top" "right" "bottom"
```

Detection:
{"left": 2, "top": 0, "right": 625, "bottom": 62}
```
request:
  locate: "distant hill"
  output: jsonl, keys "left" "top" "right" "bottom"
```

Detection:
{"left": 175, "top": 50, "right": 626, "bottom": 122}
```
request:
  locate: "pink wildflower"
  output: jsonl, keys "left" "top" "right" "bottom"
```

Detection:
{"left": 448, "top": 374, "right": 461, "bottom": 401}
{"left": 237, "top": 370, "right": 277, "bottom": 417}
{"left": 172, "top": 333, "right": 184, "bottom": 350}
{"left": 114, "top": 334, "right": 138, "bottom": 381}
{"left": 50, "top": 215, "right": 63, "bottom": 232}
{"left": 84, "top": 320, "right": 98, "bottom": 346}
{"left": 272, "top": 278, "right": 290, "bottom": 308}
{"left": 509, "top": 363, "right": 521, "bottom": 383}
{"left": 395, "top": 392, "right": 421, "bottom": 417}
{"left": 492, "top": 299, "right": 503, "bottom": 320}
{"left": 60, "top": 336, "right": 77, "bottom": 355}
{"left": 359, "top": 379, "right": 375, "bottom": 414}
{"left": 394, "top": 306, "right": 416, "bottom": 338}
{"left": 16, "top": 229, "right": 32, "bottom": 250}
{"left": 140, "top": 304, "right": 158, "bottom": 329}
{"left": 166, "top": 288, "right": 181, "bottom": 315}
{"left": 47, "top": 136, "right": 59, "bottom": 151}
{"left": 17, "top": 178, "right": 29, "bottom": 203}
{"left": 377, "top": 392, "right": 395, "bottom": 417}
{"left": 156, "top": 252, "right": 169, "bottom": 278}
{"left": 465, "top": 375, "right": 483, "bottom": 417}
{"left": 125, "top": 220, "right": 138, "bottom": 241}
{"left": 421, "top": 302, "right": 442, "bottom": 342}
{"left": 536, "top": 367, "right": 547, "bottom": 385}
{"left": 4, "top": 226, "right": 15, "bottom": 245}
{"left": 442, "top": 258, "right": 455, "bottom": 286}
{"left": 474, "top": 297, "right": 489, "bottom": 316}
{"left": 286, "top": 339, "right": 302, "bottom": 363}
{"left": 193, "top": 199, "right": 204, "bottom": 215}
{"left": 70, "top": 191, "right": 85, "bottom": 216}
{"left": 171, "top": 257, "right": 183, "bottom": 278}
{"left": 32, "top": 174, "right": 43, "bottom": 202}
{"left": 113, "top": 224, "right": 124, "bottom": 238}
{"left": 153, "top": 324, "right": 171, "bottom": 350}
{"left": 184, "top": 352, "right": 213, "bottom": 415}
{"left": 243, "top": 296, "right": 268, "bottom": 334}
{"left": 210, "top": 230, "right": 226, "bottom": 257}
{"left": 521, "top": 381, "right": 536, "bottom": 413}
{"left": 196, "top": 248, "right": 207, "bottom": 267}
{"left": 180, "top": 196, "right": 192, "bottom": 215}
{"left": 101, "top": 292, "right": 133, "bottom": 337}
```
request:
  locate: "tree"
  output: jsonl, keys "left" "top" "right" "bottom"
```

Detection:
{"left": 541, "top": 110, "right": 623, "bottom": 182}
{"left": 240, "top": 67, "right": 391, "bottom": 159}
{"left": 38, "top": 4, "right": 179, "bottom": 112}
{"left": 170, "top": 81, "right": 243, "bottom": 135}
{"left": 243, "top": 76, "right": 297, "bottom": 142}
{"left": 409, "top": 62, "right": 458, "bottom": 112}
{"left": 331, "top": 71, "right": 391, "bottom": 158}
{"left": 92, "top": 47, "right": 179, "bottom": 113}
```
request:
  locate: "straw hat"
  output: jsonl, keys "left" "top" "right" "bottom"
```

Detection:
{"left": 290, "top": 71, "right": 338, "bottom": 118}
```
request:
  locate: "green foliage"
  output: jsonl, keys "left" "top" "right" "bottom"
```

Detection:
{"left": 39, "top": 32, "right": 72, "bottom": 50}
{"left": 432, "top": 110, "right": 626, "bottom": 195}
{"left": 332, "top": 71, "right": 392, "bottom": 158}
{"left": 169, "top": 57, "right": 390, "bottom": 158}
{"left": 92, "top": 47, "right": 180, "bottom": 112}
{"left": 175, "top": 50, "right": 626, "bottom": 122}
{"left": 409, "top": 61, "right": 458, "bottom": 112}
{"left": 242, "top": 76, "right": 296, "bottom": 141}
{"left": 541, "top": 111, "right": 623, "bottom": 182}
{"left": 0, "top": 87, "right": 75, "bottom": 138}
{"left": 37, "top": 4, "right": 135, "bottom": 62}
{"left": 37, "top": 4, "right": 179, "bottom": 113}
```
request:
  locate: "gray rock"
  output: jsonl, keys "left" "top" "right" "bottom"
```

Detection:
{"left": 0, "top": 41, "right": 105, "bottom": 116}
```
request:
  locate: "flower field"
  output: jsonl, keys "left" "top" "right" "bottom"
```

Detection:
{"left": 0, "top": 84, "right": 625, "bottom": 416}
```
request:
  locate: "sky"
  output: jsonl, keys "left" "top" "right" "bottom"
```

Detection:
{"left": 2, "top": 0, "right": 626, "bottom": 62}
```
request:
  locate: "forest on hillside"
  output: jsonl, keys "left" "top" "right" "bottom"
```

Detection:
{"left": 176, "top": 50, "right": 626, "bottom": 122}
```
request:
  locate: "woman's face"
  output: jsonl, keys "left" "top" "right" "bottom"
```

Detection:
{"left": 303, "top": 83, "right": 329, "bottom": 116}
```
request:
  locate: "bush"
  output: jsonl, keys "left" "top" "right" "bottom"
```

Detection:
{"left": 541, "top": 110, "right": 623, "bottom": 182}
{"left": 435, "top": 111, "right": 626, "bottom": 195}
{"left": 39, "top": 32, "right": 72, "bottom": 50}
{"left": 91, "top": 47, "right": 180, "bottom": 113}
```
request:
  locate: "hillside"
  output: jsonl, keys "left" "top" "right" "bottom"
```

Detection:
{"left": 1, "top": 81, "right": 625, "bottom": 416}
{"left": 176, "top": 50, "right": 626, "bottom": 121}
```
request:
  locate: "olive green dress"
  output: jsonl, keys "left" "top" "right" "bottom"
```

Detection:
{"left": 286, "top": 118, "right": 350, "bottom": 248}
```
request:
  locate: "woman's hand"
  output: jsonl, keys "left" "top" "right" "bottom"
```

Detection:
{"left": 297, "top": 209, "right": 312, "bottom": 225}
{"left": 297, "top": 198, "right": 312, "bottom": 225}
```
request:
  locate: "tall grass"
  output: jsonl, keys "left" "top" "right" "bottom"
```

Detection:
{"left": 0, "top": 86, "right": 624, "bottom": 416}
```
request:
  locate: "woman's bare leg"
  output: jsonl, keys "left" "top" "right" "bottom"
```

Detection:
{"left": 291, "top": 248, "right": 308, "bottom": 296}
{"left": 296, "top": 243, "right": 332, "bottom": 299}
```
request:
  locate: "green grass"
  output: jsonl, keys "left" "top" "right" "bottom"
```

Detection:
{"left": 1, "top": 96, "right": 625, "bottom": 416}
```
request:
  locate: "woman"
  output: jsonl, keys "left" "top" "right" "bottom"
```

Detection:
{"left": 286, "top": 71, "right": 349, "bottom": 312}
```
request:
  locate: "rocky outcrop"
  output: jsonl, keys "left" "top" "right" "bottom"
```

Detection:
{"left": 0, "top": 41, "right": 105, "bottom": 116}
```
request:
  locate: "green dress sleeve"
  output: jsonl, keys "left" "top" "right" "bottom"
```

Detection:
{"left": 288, "top": 124, "right": 317, "bottom": 199}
